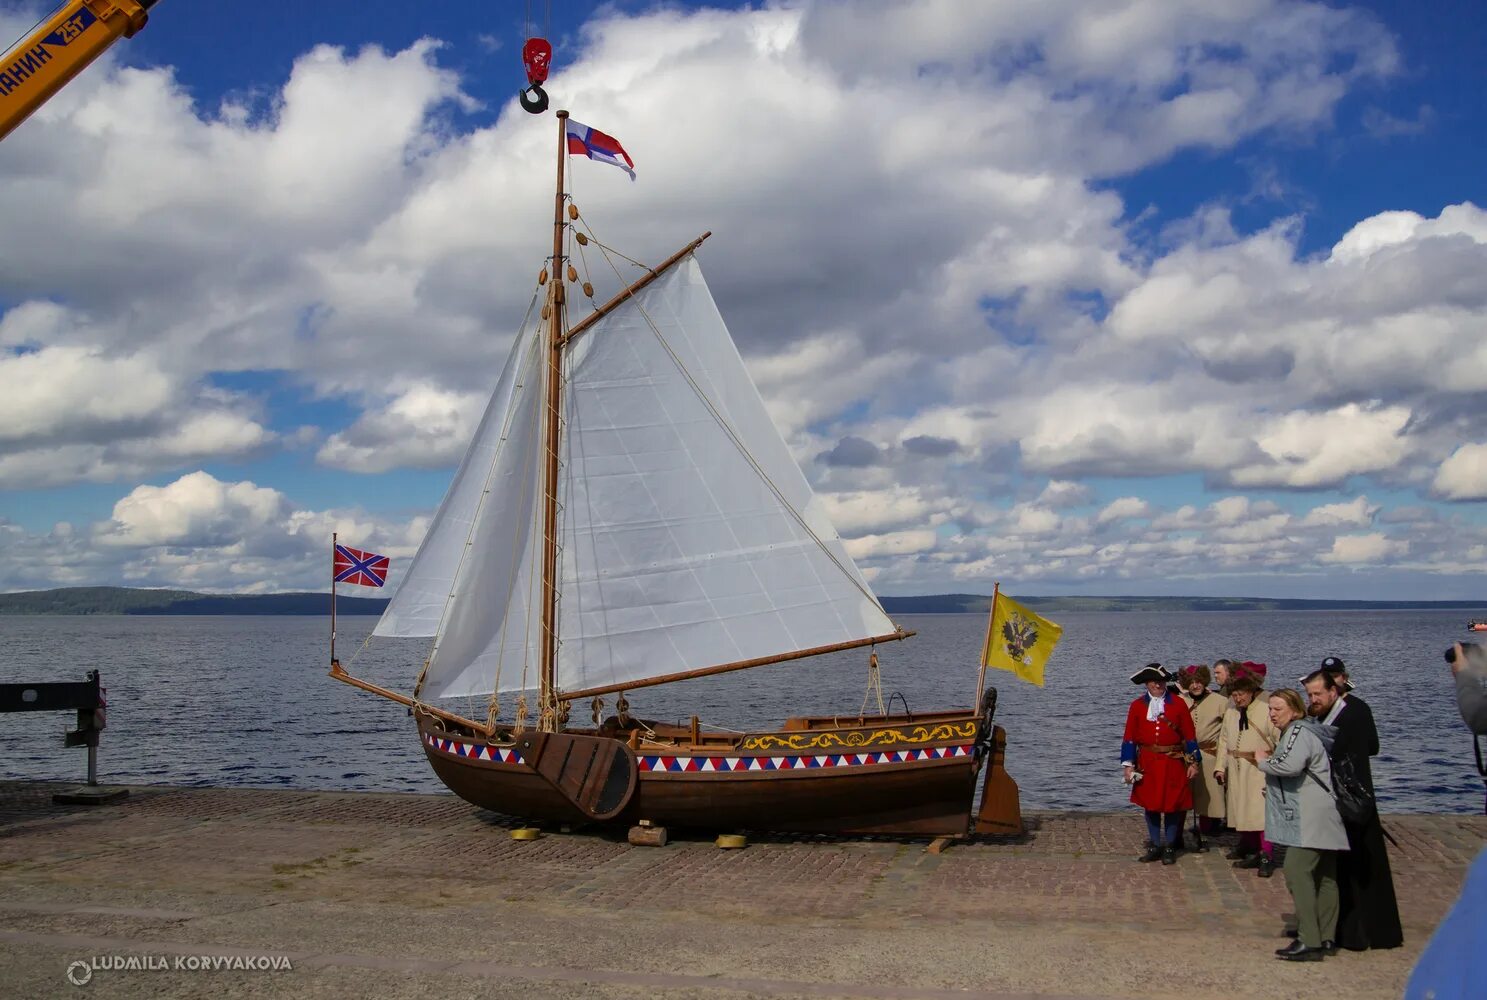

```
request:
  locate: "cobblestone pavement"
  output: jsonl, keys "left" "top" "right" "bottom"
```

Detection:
{"left": 0, "top": 781, "right": 1481, "bottom": 999}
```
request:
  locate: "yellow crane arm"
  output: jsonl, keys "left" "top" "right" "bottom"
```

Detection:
{"left": 0, "top": 0, "right": 158, "bottom": 142}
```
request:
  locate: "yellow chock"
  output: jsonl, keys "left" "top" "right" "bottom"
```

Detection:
{"left": 510, "top": 827, "right": 541, "bottom": 841}
{"left": 715, "top": 833, "right": 747, "bottom": 850}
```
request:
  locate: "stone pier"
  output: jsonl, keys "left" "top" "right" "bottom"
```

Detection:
{"left": 1, "top": 781, "right": 1481, "bottom": 998}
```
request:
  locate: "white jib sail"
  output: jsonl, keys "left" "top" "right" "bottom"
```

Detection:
{"left": 382, "top": 254, "right": 894, "bottom": 700}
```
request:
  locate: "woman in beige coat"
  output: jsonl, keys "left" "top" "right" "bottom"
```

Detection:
{"left": 1178, "top": 665, "right": 1225, "bottom": 835}
{"left": 1214, "top": 663, "right": 1279, "bottom": 876}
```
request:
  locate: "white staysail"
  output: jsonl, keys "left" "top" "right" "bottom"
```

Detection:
{"left": 381, "top": 253, "right": 894, "bottom": 700}
{"left": 372, "top": 323, "right": 546, "bottom": 698}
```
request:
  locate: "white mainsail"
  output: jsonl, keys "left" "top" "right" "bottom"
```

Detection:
{"left": 554, "top": 257, "right": 891, "bottom": 694}
{"left": 380, "top": 254, "right": 894, "bottom": 700}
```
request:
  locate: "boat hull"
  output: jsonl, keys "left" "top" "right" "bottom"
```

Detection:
{"left": 418, "top": 712, "right": 983, "bottom": 836}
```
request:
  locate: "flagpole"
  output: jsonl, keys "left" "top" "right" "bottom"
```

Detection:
{"left": 975, "top": 581, "right": 999, "bottom": 708}
{"left": 330, "top": 532, "right": 338, "bottom": 666}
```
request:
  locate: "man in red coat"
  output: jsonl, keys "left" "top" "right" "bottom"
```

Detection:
{"left": 1121, "top": 663, "right": 1201, "bottom": 865}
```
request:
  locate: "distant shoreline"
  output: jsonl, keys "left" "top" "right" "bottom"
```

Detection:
{"left": 0, "top": 586, "right": 1480, "bottom": 616}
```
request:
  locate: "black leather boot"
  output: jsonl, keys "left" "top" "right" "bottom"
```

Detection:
{"left": 1275, "top": 940, "right": 1325, "bottom": 961}
{"left": 1138, "top": 843, "right": 1163, "bottom": 863}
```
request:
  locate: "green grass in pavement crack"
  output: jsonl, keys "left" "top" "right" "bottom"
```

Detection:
{"left": 270, "top": 846, "right": 366, "bottom": 877}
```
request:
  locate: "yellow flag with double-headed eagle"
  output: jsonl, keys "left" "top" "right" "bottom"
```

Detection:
{"left": 981, "top": 592, "right": 1062, "bottom": 687}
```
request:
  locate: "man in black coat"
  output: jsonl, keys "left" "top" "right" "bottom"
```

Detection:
{"left": 1303, "top": 657, "right": 1403, "bottom": 950}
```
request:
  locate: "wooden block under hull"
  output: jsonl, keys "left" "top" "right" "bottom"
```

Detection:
{"left": 628, "top": 824, "right": 668, "bottom": 847}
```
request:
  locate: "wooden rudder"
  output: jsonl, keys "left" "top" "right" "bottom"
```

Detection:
{"left": 973, "top": 724, "right": 1023, "bottom": 836}
{"left": 514, "top": 731, "right": 638, "bottom": 821}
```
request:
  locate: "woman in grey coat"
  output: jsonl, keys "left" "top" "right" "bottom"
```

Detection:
{"left": 1256, "top": 688, "right": 1350, "bottom": 961}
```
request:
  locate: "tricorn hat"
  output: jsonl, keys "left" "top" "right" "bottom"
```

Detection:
{"left": 1130, "top": 662, "right": 1173, "bottom": 685}
{"left": 1176, "top": 664, "right": 1211, "bottom": 687}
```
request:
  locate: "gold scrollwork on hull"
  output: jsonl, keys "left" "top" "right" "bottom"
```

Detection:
{"left": 741, "top": 721, "right": 977, "bottom": 752}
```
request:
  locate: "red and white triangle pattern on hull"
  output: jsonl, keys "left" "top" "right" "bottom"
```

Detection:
{"left": 423, "top": 733, "right": 974, "bottom": 774}
{"left": 637, "top": 744, "right": 975, "bottom": 772}
{"left": 425, "top": 733, "right": 523, "bottom": 763}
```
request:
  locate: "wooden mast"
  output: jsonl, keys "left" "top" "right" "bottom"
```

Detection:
{"left": 538, "top": 110, "right": 569, "bottom": 730}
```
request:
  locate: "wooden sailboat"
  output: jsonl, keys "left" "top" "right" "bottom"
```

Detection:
{"left": 331, "top": 111, "right": 1018, "bottom": 838}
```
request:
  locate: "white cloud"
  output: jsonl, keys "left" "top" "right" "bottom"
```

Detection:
{"left": 1012, "top": 505, "right": 1061, "bottom": 536}
{"left": 1017, "top": 387, "right": 1251, "bottom": 477}
{"left": 844, "top": 530, "right": 938, "bottom": 560}
{"left": 1228, "top": 404, "right": 1411, "bottom": 489}
{"left": 1037, "top": 480, "right": 1094, "bottom": 509}
{"left": 318, "top": 385, "right": 487, "bottom": 473}
{"left": 1319, "top": 532, "right": 1408, "bottom": 565}
{"left": 1210, "top": 497, "right": 1262, "bottom": 526}
{"left": 1097, "top": 497, "right": 1152, "bottom": 524}
{"left": 1302, "top": 496, "right": 1378, "bottom": 527}
{"left": 0, "top": 347, "right": 172, "bottom": 441}
{"left": 0, "top": 471, "right": 421, "bottom": 593}
{"left": 818, "top": 487, "right": 944, "bottom": 538}
{"left": 97, "top": 472, "right": 288, "bottom": 548}
{"left": 1330, "top": 204, "right": 1487, "bottom": 265}
{"left": 0, "top": 341, "right": 271, "bottom": 489}
{"left": 1433, "top": 443, "right": 1487, "bottom": 501}
{"left": 3, "top": 1, "right": 1484, "bottom": 598}
{"left": 749, "top": 333, "right": 915, "bottom": 442}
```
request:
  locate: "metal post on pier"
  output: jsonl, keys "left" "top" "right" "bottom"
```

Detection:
{"left": 0, "top": 670, "right": 128, "bottom": 804}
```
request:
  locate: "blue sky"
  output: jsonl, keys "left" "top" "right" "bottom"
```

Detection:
{"left": 1, "top": 0, "right": 1485, "bottom": 598}
{"left": 1114, "top": 1, "right": 1485, "bottom": 251}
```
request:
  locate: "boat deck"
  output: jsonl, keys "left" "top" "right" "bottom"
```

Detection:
{"left": 1, "top": 779, "right": 1481, "bottom": 999}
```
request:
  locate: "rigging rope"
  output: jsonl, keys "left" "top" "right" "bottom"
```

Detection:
{"left": 341, "top": 628, "right": 377, "bottom": 673}
{"left": 524, "top": 0, "right": 551, "bottom": 43}
{"left": 858, "top": 649, "right": 887, "bottom": 719}
{"left": 412, "top": 657, "right": 431, "bottom": 700}
{"left": 0, "top": 2, "right": 63, "bottom": 64}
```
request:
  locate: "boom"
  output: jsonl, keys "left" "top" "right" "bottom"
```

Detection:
{"left": 0, "top": 0, "right": 158, "bottom": 142}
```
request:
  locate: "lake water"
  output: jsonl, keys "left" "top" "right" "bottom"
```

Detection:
{"left": 2, "top": 610, "right": 1482, "bottom": 813}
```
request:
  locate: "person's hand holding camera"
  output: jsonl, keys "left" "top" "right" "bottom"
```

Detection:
{"left": 1444, "top": 641, "right": 1487, "bottom": 738}
{"left": 1448, "top": 641, "right": 1480, "bottom": 677}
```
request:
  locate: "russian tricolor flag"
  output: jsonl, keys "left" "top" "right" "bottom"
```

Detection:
{"left": 564, "top": 118, "right": 635, "bottom": 180}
